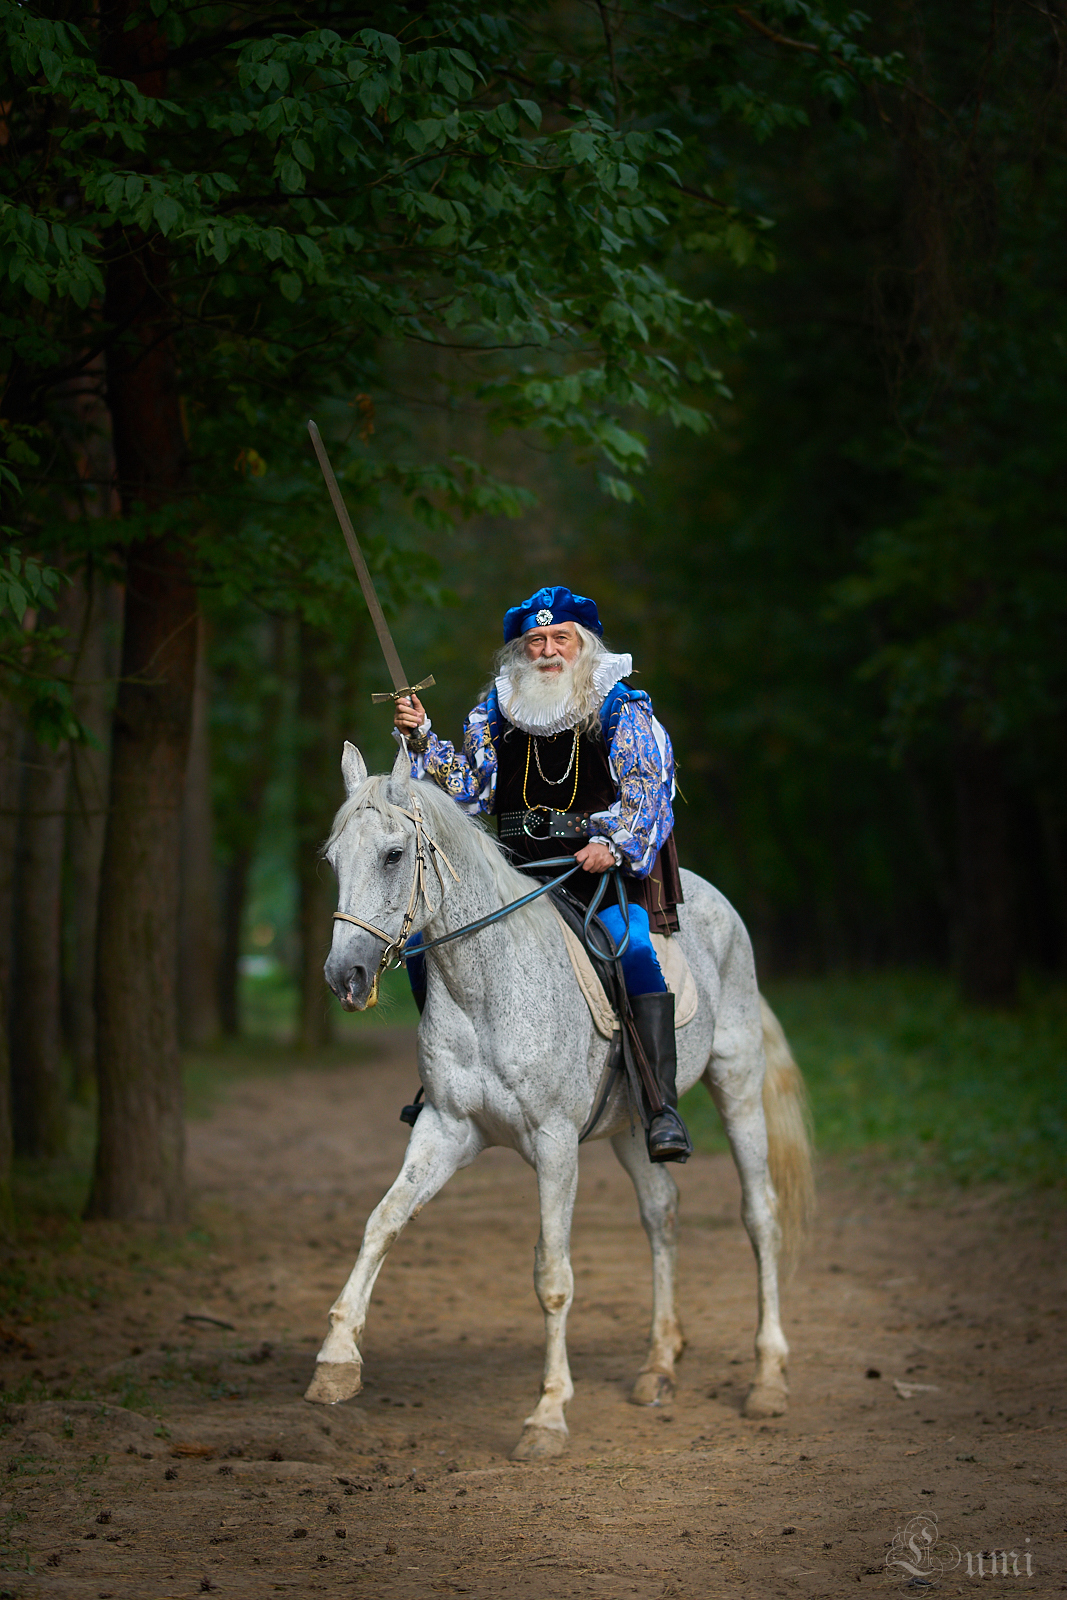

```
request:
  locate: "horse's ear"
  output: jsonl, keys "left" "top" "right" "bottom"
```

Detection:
{"left": 390, "top": 741, "right": 412, "bottom": 786}
{"left": 341, "top": 741, "right": 368, "bottom": 797}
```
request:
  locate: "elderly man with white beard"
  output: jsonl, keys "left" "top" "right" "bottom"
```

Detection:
{"left": 394, "top": 584, "right": 692, "bottom": 1164}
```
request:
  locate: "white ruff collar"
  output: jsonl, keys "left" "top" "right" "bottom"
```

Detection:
{"left": 495, "top": 651, "right": 633, "bottom": 737}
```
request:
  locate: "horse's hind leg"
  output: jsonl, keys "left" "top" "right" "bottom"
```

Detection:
{"left": 611, "top": 1126, "right": 685, "bottom": 1406}
{"left": 705, "top": 1050, "right": 789, "bottom": 1419}
{"left": 305, "top": 1109, "right": 478, "bottom": 1405}
{"left": 511, "top": 1128, "right": 579, "bottom": 1462}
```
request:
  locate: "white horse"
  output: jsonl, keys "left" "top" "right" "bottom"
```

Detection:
{"left": 305, "top": 743, "right": 814, "bottom": 1461}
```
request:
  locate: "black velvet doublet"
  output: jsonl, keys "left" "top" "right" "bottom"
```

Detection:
{"left": 493, "top": 715, "right": 682, "bottom": 933}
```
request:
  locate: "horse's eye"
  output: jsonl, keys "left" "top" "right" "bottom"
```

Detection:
{"left": 385, "top": 848, "right": 404, "bottom": 866}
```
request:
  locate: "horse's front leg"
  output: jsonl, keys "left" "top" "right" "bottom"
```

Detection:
{"left": 611, "top": 1125, "right": 686, "bottom": 1405}
{"left": 305, "top": 1108, "right": 479, "bottom": 1405}
{"left": 510, "top": 1125, "right": 579, "bottom": 1461}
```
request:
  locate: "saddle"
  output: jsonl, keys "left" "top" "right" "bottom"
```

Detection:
{"left": 549, "top": 886, "right": 698, "bottom": 1039}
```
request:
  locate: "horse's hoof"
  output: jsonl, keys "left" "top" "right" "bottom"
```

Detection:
{"left": 743, "top": 1380, "right": 788, "bottom": 1419}
{"left": 629, "top": 1370, "right": 674, "bottom": 1406}
{"left": 304, "top": 1361, "right": 363, "bottom": 1405}
{"left": 510, "top": 1424, "right": 568, "bottom": 1462}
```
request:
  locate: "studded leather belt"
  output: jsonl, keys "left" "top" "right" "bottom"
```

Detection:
{"left": 499, "top": 809, "right": 592, "bottom": 844}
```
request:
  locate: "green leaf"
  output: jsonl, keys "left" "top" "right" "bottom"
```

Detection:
{"left": 359, "top": 76, "right": 387, "bottom": 115}
{"left": 38, "top": 48, "right": 63, "bottom": 88}
{"left": 153, "top": 195, "right": 180, "bottom": 235}
{"left": 597, "top": 473, "right": 635, "bottom": 503}
{"left": 24, "top": 267, "right": 50, "bottom": 302}
{"left": 279, "top": 158, "right": 304, "bottom": 192}
{"left": 515, "top": 99, "right": 542, "bottom": 130}
{"left": 278, "top": 273, "right": 301, "bottom": 302}
{"left": 569, "top": 130, "right": 596, "bottom": 163}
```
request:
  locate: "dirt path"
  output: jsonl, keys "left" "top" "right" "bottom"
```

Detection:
{"left": 4, "top": 1029, "right": 1065, "bottom": 1598}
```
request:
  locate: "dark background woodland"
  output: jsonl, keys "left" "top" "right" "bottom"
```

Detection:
{"left": 2, "top": 0, "right": 1065, "bottom": 1226}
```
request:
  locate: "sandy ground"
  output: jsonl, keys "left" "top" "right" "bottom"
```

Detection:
{"left": 3, "top": 1027, "right": 1065, "bottom": 1599}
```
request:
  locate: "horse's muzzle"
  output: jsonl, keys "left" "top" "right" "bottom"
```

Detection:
{"left": 324, "top": 958, "right": 372, "bottom": 1012}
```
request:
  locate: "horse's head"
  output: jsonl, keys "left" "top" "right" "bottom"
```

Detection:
{"left": 322, "top": 741, "right": 424, "bottom": 1011}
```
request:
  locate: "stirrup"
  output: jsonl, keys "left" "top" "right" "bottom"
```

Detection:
{"left": 647, "top": 1107, "right": 692, "bottom": 1164}
{"left": 400, "top": 1087, "right": 424, "bottom": 1127}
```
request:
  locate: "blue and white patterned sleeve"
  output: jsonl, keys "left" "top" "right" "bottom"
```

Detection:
{"left": 398, "top": 702, "right": 497, "bottom": 816}
{"left": 589, "top": 700, "right": 675, "bottom": 878}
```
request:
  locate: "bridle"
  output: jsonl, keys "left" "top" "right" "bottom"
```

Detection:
{"left": 332, "top": 798, "right": 461, "bottom": 1007}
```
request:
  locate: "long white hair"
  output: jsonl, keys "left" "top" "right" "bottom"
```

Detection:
{"left": 484, "top": 623, "right": 611, "bottom": 737}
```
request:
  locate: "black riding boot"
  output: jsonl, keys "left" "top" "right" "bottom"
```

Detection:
{"left": 630, "top": 991, "right": 693, "bottom": 1164}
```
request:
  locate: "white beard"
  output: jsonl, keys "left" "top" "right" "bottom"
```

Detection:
{"left": 496, "top": 649, "right": 634, "bottom": 737}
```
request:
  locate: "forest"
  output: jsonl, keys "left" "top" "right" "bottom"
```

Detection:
{"left": 2, "top": 0, "right": 1066, "bottom": 1230}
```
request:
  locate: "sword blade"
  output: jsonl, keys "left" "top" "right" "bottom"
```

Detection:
{"left": 307, "top": 419, "right": 408, "bottom": 694}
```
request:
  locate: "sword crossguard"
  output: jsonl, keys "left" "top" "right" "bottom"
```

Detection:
{"left": 370, "top": 674, "right": 436, "bottom": 705}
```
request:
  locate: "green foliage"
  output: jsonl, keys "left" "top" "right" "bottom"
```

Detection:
{"left": 2, "top": 0, "right": 901, "bottom": 558}
{"left": 3, "top": 3, "right": 735, "bottom": 499}
{"left": 825, "top": 7, "right": 1067, "bottom": 760}
{"left": 682, "top": 972, "right": 1067, "bottom": 1188}
{"left": 0, "top": 0, "right": 904, "bottom": 758}
{"left": 550, "top": 0, "right": 1067, "bottom": 988}
{"left": 0, "top": 547, "right": 58, "bottom": 627}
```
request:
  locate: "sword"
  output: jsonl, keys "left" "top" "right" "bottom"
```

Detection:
{"left": 307, "top": 419, "right": 435, "bottom": 706}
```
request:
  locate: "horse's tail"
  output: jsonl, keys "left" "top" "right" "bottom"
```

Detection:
{"left": 760, "top": 995, "right": 815, "bottom": 1266}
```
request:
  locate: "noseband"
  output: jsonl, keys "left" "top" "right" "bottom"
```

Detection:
{"left": 332, "top": 798, "right": 460, "bottom": 1008}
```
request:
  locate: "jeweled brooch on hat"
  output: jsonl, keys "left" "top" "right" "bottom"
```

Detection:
{"left": 502, "top": 586, "right": 603, "bottom": 642}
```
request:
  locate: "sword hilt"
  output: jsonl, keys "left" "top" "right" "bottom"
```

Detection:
{"left": 370, "top": 674, "right": 436, "bottom": 705}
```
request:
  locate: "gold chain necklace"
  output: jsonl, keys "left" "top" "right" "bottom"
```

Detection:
{"left": 523, "top": 731, "right": 580, "bottom": 813}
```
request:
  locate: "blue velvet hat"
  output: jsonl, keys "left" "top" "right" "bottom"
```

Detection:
{"left": 502, "top": 585, "right": 603, "bottom": 643}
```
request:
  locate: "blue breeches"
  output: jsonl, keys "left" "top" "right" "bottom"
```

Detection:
{"left": 596, "top": 903, "right": 666, "bottom": 995}
{"left": 405, "top": 899, "right": 665, "bottom": 1010}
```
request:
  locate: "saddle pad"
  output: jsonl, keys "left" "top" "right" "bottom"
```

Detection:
{"left": 551, "top": 909, "right": 699, "bottom": 1040}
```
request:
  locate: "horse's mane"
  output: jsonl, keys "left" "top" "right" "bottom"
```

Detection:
{"left": 325, "top": 771, "right": 556, "bottom": 947}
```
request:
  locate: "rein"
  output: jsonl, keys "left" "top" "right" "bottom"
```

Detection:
{"left": 332, "top": 794, "right": 631, "bottom": 1006}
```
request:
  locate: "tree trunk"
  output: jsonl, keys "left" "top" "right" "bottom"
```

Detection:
{"left": 11, "top": 730, "right": 71, "bottom": 1158}
{"left": 296, "top": 621, "right": 338, "bottom": 1051}
{"left": 86, "top": 0, "right": 195, "bottom": 1218}
{"left": 955, "top": 738, "right": 1019, "bottom": 1007}
{"left": 213, "top": 616, "right": 286, "bottom": 1037}
{"left": 0, "top": 697, "right": 21, "bottom": 1232}
{"left": 63, "top": 566, "right": 122, "bottom": 1101}
{"left": 88, "top": 541, "right": 196, "bottom": 1220}
{"left": 218, "top": 852, "right": 253, "bottom": 1037}
{"left": 9, "top": 570, "right": 85, "bottom": 1158}
{"left": 178, "top": 615, "right": 220, "bottom": 1046}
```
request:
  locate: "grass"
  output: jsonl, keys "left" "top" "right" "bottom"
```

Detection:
{"left": 680, "top": 970, "right": 1067, "bottom": 1189}
{"left": 9, "top": 970, "right": 1065, "bottom": 1247}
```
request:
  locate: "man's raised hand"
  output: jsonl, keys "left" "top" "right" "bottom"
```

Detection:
{"left": 394, "top": 694, "right": 425, "bottom": 736}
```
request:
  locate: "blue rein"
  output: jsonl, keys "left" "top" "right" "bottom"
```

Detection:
{"left": 403, "top": 856, "right": 631, "bottom": 966}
